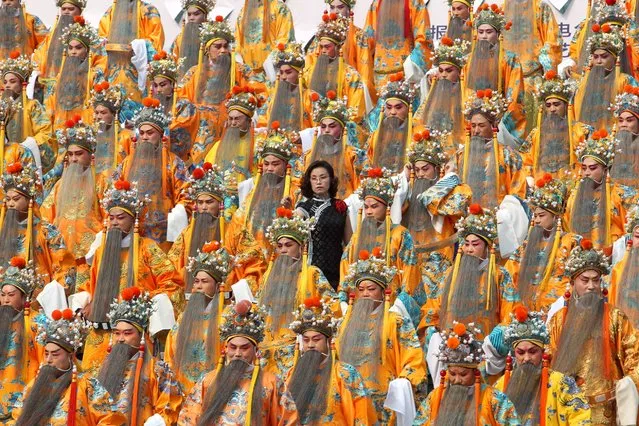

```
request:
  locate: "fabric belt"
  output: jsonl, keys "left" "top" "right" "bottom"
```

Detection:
{"left": 586, "top": 390, "right": 615, "bottom": 405}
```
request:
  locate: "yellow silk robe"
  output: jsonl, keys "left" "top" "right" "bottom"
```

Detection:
{"left": 419, "top": 264, "right": 521, "bottom": 338}
{"left": 505, "top": 231, "right": 578, "bottom": 311}
{"left": 258, "top": 264, "right": 338, "bottom": 379}
{"left": 234, "top": 0, "right": 295, "bottom": 73}
{"left": 0, "top": 311, "right": 41, "bottom": 421}
{"left": 98, "top": 1, "right": 165, "bottom": 102}
{"left": 164, "top": 300, "right": 225, "bottom": 396}
{"left": 340, "top": 223, "right": 421, "bottom": 297}
{"left": 10, "top": 372, "right": 122, "bottom": 426}
{"left": 335, "top": 309, "right": 427, "bottom": 424}
{"left": 564, "top": 180, "right": 625, "bottom": 248}
{"left": 116, "top": 145, "right": 190, "bottom": 245}
{"left": 415, "top": 383, "right": 519, "bottom": 425}
{"left": 166, "top": 98, "right": 201, "bottom": 162}
{"left": 78, "top": 236, "right": 184, "bottom": 371}
{"left": 94, "top": 353, "right": 183, "bottom": 426}
{"left": 362, "top": 0, "right": 433, "bottom": 89}
{"left": 168, "top": 219, "right": 267, "bottom": 293}
{"left": 0, "top": 10, "right": 48, "bottom": 59}
{"left": 494, "top": 369, "right": 592, "bottom": 426}
{"left": 178, "top": 368, "right": 299, "bottom": 425}
{"left": 298, "top": 144, "right": 361, "bottom": 199}
{"left": 522, "top": 119, "right": 588, "bottom": 181}
{"left": 177, "top": 61, "right": 260, "bottom": 164}
{"left": 6, "top": 98, "right": 56, "bottom": 174}
{"left": 284, "top": 360, "right": 377, "bottom": 425}
{"left": 548, "top": 304, "right": 639, "bottom": 425}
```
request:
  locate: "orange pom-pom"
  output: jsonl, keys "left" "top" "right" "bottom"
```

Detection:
{"left": 395, "top": 71, "right": 404, "bottom": 81}
{"left": 215, "top": 15, "right": 224, "bottom": 22}
{"left": 367, "top": 167, "right": 383, "bottom": 178}
{"left": 441, "top": 36, "right": 454, "bottom": 47}
{"left": 10, "top": 256, "right": 26, "bottom": 268}
{"left": 477, "top": 89, "right": 486, "bottom": 99}
{"left": 101, "top": 81, "right": 110, "bottom": 90}
{"left": 235, "top": 299, "right": 252, "bottom": 315}
{"left": 304, "top": 296, "right": 321, "bottom": 308}
{"left": 271, "top": 121, "right": 280, "bottom": 130}
{"left": 599, "top": 128, "right": 608, "bottom": 138}
{"left": 326, "top": 90, "right": 336, "bottom": 100}
{"left": 276, "top": 206, "right": 293, "bottom": 218}
{"left": 322, "top": 13, "right": 330, "bottom": 22}
{"left": 231, "top": 85, "right": 242, "bottom": 95}
{"left": 113, "top": 179, "right": 131, "bottom": 191}
{"left": 466, "top": 20, "right": 473, "bottom": 27}
{"left": 65, "top": 119, "right": 76, "bottom": 129}
{"left": 73, "top": 114, "right": 82, "bottom": 124}
{"left": 202, "top": 162, "right": 212, "bottom": 171}
{"left": 606, "top": 0, "right": 617, "bottom": 5}
{"left": 422, "top": 129, "right": 431, "bottom": 140}
{"left": 484, "top": 88, "right": 493, "bottom": 98}
{"left": 121, "top": 287, "right": 134, "bottom": 301}
{"left": 490, "top": 3, "right": 499, "bottom": 11}
{"left": 130, "top": 287, "right": 141, "bottom": 298}
{"left": 202, "top": 241, "right": 216, "bottom": 253}
{"left": 413, "top": 132, "right": 423, "bottom": 142}
{"left": 310, "top": 92, "right": 320, "bottom": 102}
{"left": 52, "top": 310, "right": 62, "bottom": 320}
{"left": 7, "top": 162, "right": 22, "bottom": 174}
{"left": 329, "top": 12, "right": 337, "bottom": 20}
{"left": 277, "top": 43, "right": 286, "bottom": 51}
{"left": 505, "top": 21, "right": 512, "bottom": 30}
{"left": 359, "top": 250, "right": 370, "bottom": 261}
{"left": 592, "top": 130, "right": 601, "bottom": 140}
{"left": 447, "top": 336, "right": 460, "bottom": 349}
{"left": 192, "top": 168, "right": 204, "bottom": 179}
{"left": 372, "top": 246, "right": 383, "bottom": 258}
{"left": 543, "top": 172, "right": 553, "bottom": 184}
{"left": 514, "top": 305, "right": 528, "bottom": 322}
{"left": 9, "top": 50, "right": 20, "bottom": 60}
{"left": 142, "top": 97, "right": 154, "bottom": 108}
{"left": 469, "top": 203, "right": 483, "bottom": 215}
{"left": 592, "top": 23, "right": 601, "bottom": 33}
{"left": 74, "top": 16, "right": 85, "bottom": 26}
{"left": 62, "top": 309, "right": 74, "bottom": 320}
{"left": 624, "top": 84, "right": 634, "bottom": 93}
{"left": 580, "top": 239, "right": 593, "bottom": 250}
{"left": 545, "top": 70, "right": 558, "bottom": 80}
{"left": 453, "top": 322, "right": 466, "bottom": 336}
{"left": 602, "top": 23, "right": 611, "bottom": 33}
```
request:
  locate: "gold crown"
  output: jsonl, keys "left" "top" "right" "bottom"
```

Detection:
{"left": 182, "top": 0, "right": 216, "bottom": 13}
{"left": 200, "top": 17, "right": 235, "bottom": 48}
{"left": 148, "top": 51, "right": 182, "bottom": 83}
{"left": 89, "top": 81, "right": 124, "bottom": 113}
{"left": 564, "top": 239, "right": 611, "bottom": 278}
{"left": 37, "top": 308, "right": 89, "bottom": 352}
{"left": 1, "top": 162, "right": 39, "bottom": 199}
{"left": 316, "top": 12, "right": 349, "bottom": 46}
{"left": 220, "top": 301, "right": 267, "bottom": 345}
{"left": 255, "top": 121, "right": 297, "bottom": 161}
{"left": 432, "top": 36, "right": 470, "bottom": 69}
{"left": 343, "top": 249, "right": 398, "bottom": 292}
{"left": 503, "top": 307, "right": 550, "bottom": 349}
{"left": 407, "top": 128, "right": 449, "bottom": 166}
{"left": 290, "top": 297, "right": 340, "bottom": 338}
{"left": 575, "top": 128, "right": 617, "bottom": 167}
{"left": 527, "top": 174, "right": 567, "bottom": 215}
{"left": 357, "top": 167, "right": 397, "bottom": 206}
{"left": 438, "top": 322, "right": 484, "bottom": 367}
{"left": 266, "top": 208, "right": 315, "bottom": 245}
{"left": 536, "top": 70, "right": 577, "bottom": 103}
{"left": 272, "top": 42, "right": 306, "bottom": 70}
{"left": 456, "top": 204, "right": 498, "bottom": 245}
{"left": 107, "top": 288, "right": 155, "bottom": 331}
{"left": 474, "top": 3, "right": 509, "bottom": 32}
{"left": 311, "top": 90, "right": 353, "bottom": 126}
{"left": 463, "top": 89, "right": 509, "bottom": 123}
{"left": 187, "top": 241, "right": 235, "bottom": 283}
{"left": 587, "top": 23, "right": 625, "bottom": 56}
{"left": 61, "top": 16, "right": 101, "bottom": 50}
{"left": 56, "top": 115, "right": 97, "bottom": 153}
{"left": 0, "top": 50, "right": 34, "bottom": 81}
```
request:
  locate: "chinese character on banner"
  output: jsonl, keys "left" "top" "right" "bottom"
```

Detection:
{"left": 559, "top": 22, "right": 572, "bottom": 38}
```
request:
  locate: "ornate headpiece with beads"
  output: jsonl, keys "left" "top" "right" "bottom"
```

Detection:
{"left": 343, "top": 248, "right": 398, "bottom": 291}
{"left": 273, "top": 42, "right": 305, "bottom": 71}
{"left": 200, "top": 16, "right": 235, "bottom": 48}
{"left": 575, "top": 128, "right": 617, "bottom": 167}
{"left": 311, "top": 90, "right": 353, "bottom": 127}
{"left": 626, "top": 204, "right": 639, "bottom": 234}
{"left": 447, "top": 0, "right": 474, "bottom": 6}
{"left": 37, "top": 308, "right": 89, "bottom": 353}
{"left": 503, "top": 306, "right": 549, "bottom": 349}
{"left": 612, "top": 85, "right": 639, "bottom": 118}
{"left": 266, "top": 207, "right": 315, "bottom": 245}
{"left": 565, "top": 239, "right": 611, "bottom": 278}
{"left": 188, "top": 162, "right": 227, "bottom": 202}
{"left": 593, "top": 0, "right": 630, "bottom": 26}
{"left": 182, "top": 0, "right": 216, "bottom": 13}
{"left": 432, "top": 37, "right": 470, "bottom": 69}
{"left": 1, "top": 162, "right": 39, "bottom": 199}
{"left": 107, "top": 287, "right": 155, "bottom": 331}
{"left": 148, "top": 51, "right": 182, "bottom": 83}
{"left": 316, "top": 12, "right": 349, "bottom": 47}
{"left": 357, "top": 167, "right": 397, "bottom": 206}
{"left": 101, "top": 179, "right": 148, "bottom": 217}
{"left": 61, "top": 16, "right": 101, "bottom": 50}
{"left": 464, "top": 89, "right": 509, "bottom": 123}
{"left": 456, "top": 204, "right": 498, "bottom": 245}
{"left": 187, "top": 241, "right": 234, "bottom": 283}
{"left": 255, "top": 121, "right": 297, "bottom": 161}
{"left": 220, "top": 300, "right": 267, "bottom": 345}
{"left": 380, "top": 72, "right": 416, "bottom": 106}
{"left": 226, "top": 85, "right": 263, "bottom": 118}
{"left": 407, "top": 128, "right": 449, "bottom": 166}
{"left": 0, "top": 257, "right": 38, "bottom": 296}
{"left": 56, "top": 0, "right": 87, "bottom": 8}
{"left": 528, "top": 173, "right": 567, "bottom": 215}
{"left": 587, "top": 23, "right": 624, "bottom": 56}
{"left": 474, "top": 3, "right": 510, "bottom": 32}
{"left": 133, "top": 97, "right": 171, "bottom": 133}
{"left": 536, "top": 70, "right": 577, "bottom": 103}
{"left": 324, "top": 0, "right": 356, "bottom": 8}
{"left": 438, "top": 322, "right": 484, "bottom": 367}
{"left": 56, "top": 115, "right": 97, "bottom": 154}
{"left": 0, "top": 50, "right": 34, "bottom": 81}
{"left": 90, "top": 81, "right": 124, "bottom": 113}
{"left": 290, "top": 297, "right": 340, "bottom": 338}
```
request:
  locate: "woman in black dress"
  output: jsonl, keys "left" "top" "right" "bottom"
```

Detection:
{"left": 295, "top": 160, "right": 352, "bottom": 290}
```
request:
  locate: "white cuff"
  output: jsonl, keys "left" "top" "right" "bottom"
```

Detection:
{"left": 166, "top": 204, "right": 188, "bottom": 242}
{"left": 482, "top": 335, "right": 507, "bottom": 376}
{"left": 558, "top": 57, "right": 576, "bottom": 79}
{"left": 616, "top": 376, "right": 639, "bottom": 425}
{"left": 131, "top": 39, "right": 148, "bottom": 92}
{"left": 143, "top": 413, "right": 166, "bottom": 426}
{"left": 384, "top": 378, "right": 416, "bottom": 426}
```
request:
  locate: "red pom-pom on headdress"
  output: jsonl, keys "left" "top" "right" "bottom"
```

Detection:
{"left": 358, "top": 250, "right": 370, "bottom": 261}
{"left": 545, "top": 70, "right": 557, "bottom": 80}
{"left": 322, "top": 13, "right": 330, "bottom": 22}
{"left": 329, "top": 12, "right": 337, "bottom": 20}
{"left": 215, "top": 15, "right": 224, "bottom": 22}
{"left": 9, "top": 50, "right": 20, "bottom": 60}
{"left": 74, "top": 16, "right": 86, "bottom": 26}
{"left": 276, "top": 206, "right": 293, "bottom": 218}
{"left": 62, "top": 309, "right": 74, "bottom": 320}
{"left": 310, "top": 92, "right": 320, "bottom": 102}
{"left": 514, "top": 305, "right": 528, "bottom": 323}
{"left": 367, "top": 167, "right": 383, "bottom": 178}
{"left": 6, "top": 162, "right": 22, "bottom": 174}
{"left": 580, "top": 239, "right": 594, "bottom": 250}
{"left": 142, "top": 97, "right": 154, "bottom": 108}
{"left": 372, "top": 246, "right": 383, "bottom": 258}
{"left": 121, "top": 287, "right": 134, "bottom": 301}
{"left": 326, "top": 90, "right": 336, "bottom": 100}
{"left": 271, "top": 120, "right": 280, "bottom": 130}
{"left": 277, "top": 43, "right": 286, "bottom": 51}
{"left": 65, "top": 119, "right": 76, "bottom": 129}
{"left": 235, "top": 299, "right": 252, "bottom": 315}
{"left": 477, "top": 89, "right": 486, "bottom": 99}
{"left": 447, "top": 336, "right": 460, "bottom": 349}
{"left": 441, "top": 36, "right": 454, "bottom": 47}
{"left": 10, "top": 256, "right": 26, "bottom": 269}
{"left": 412, "top": 132, "right": 423, "bottom": 142}
{"left": 453, "top": 323, "right": 466, "bottom": 336}
{"left": 592, "top": 23, "right": 601, "bottom": 33}
{"left": 543, "top": 173, "right": 553, "bottom": 184}
{"left": 52, "top": 310, "right": 62, "bottom": 321}
{"left": 602, "top": 23, "right": 612, "bottom": 33}
{"left": 484, "top": 88, "right": 493, "bottom": 98}
{"left": 114, "top": 179, "right": 131, "bottom": 191}
{"left": 603, "top": 246, "right": 613, "bottom": 257}
{"left": 304, "top": 296, "right": 321, "bottom": 309}
{"left": 202, "top": 162, "right": 212, "bottom": 171}
{"left": 192, "top": 168, "right": 204, "bottom": 180}
{"left": 606, "top": 0, "right": 616, "bottom": 4}
{"left": 469, "top": 203, "right": 483, "bottom": 215}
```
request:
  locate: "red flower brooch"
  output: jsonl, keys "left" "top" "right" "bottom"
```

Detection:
{"left": 334, "top": 199, "right": 347, "bottom": 215}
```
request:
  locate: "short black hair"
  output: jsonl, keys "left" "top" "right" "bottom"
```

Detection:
{"left": 300, "top": 160, "right": 339, "bottom": 199}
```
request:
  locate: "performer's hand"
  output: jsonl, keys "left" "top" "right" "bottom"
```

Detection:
{"left": 444, "top": 159, "right": 457, "bottom": 174}
{"left": 565, "top": 66, "right": 573, "bottom": 78}
{"left": 81, "top": 302, "right": 93, "bottom": 319}
{"left": 281, "top": 196, "right": 293, "bottom": 209}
